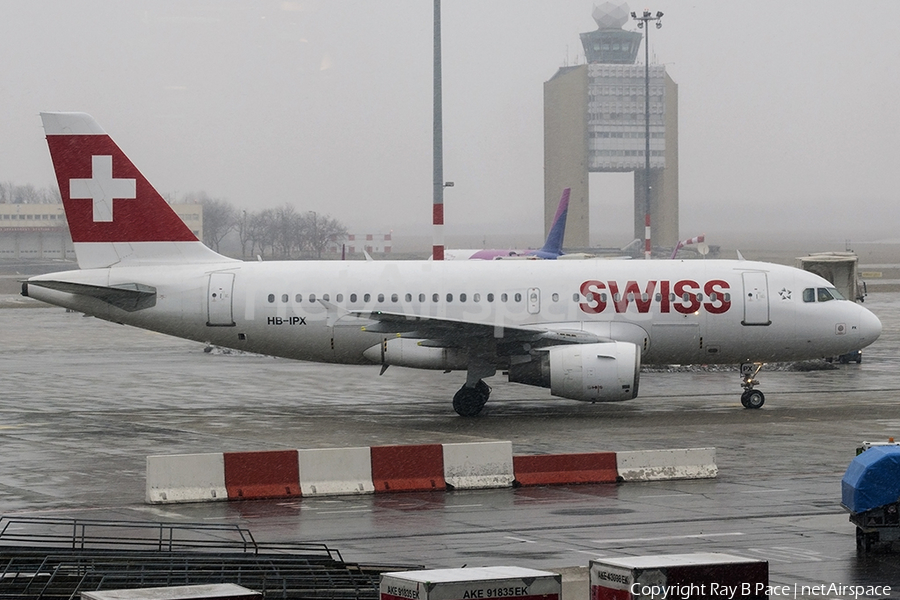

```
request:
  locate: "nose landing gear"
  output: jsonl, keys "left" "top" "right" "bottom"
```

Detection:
{"left": 740, "top": 363, "right": 765, "bottom": 409}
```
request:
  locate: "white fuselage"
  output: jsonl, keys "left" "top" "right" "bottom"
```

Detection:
{"left": 28, "top": 258, "right": 881, "bottom": 369}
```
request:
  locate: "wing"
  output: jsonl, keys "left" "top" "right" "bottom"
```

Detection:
{"left": 354, "top": 310, "right": 611, "bottom": 350}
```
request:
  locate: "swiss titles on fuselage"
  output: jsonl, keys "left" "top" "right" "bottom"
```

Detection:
{"left": 579, "top": 279, "right": 731, "bottom": 315}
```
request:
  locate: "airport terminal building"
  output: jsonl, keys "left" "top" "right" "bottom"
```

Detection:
{"left": 544, "top": 4, "right": 678, "bottom": 250}
{"left": 0, "top": 203, "right": 203, "bottom": 261}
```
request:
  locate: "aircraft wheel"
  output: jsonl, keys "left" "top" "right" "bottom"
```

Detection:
{"left": 453, "top": 380, "right": 490, "bottom": 417}
{"left": 741, "top": 389, "right": 765, "bottom": 409}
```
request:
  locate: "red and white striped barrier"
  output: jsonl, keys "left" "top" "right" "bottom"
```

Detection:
{"left": 146, "top": 444, "right": 716, "bottom": 504}
{"left": 146, "top": 453, "right": 226, "bottom": 503}
{"left": 298, "top": 446, "right": 374, "bottom": 496}
{"left": 371, "top": 444, "right": 446, "bottom": 492}
{"left": 443, "top": 441, "right": 514, "bottom": 489}
{"left": 512, "top": 452, "right": 618, "bottom": 486}
{"left": 616, "top": 447, "right": 717, "bottom": 481}
{"left": 224, "top": 449, "right": 300, "bottom": 500}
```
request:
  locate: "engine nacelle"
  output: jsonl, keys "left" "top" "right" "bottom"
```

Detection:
{"left": 508, "top": 342, "right": 640, "bottom": 402}
{"left": 362, "top": 337, "right": 468, "bottom": 370}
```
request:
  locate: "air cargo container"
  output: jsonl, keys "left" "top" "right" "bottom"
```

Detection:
{"left": 590, "top": 553, "right": 768, "bottom": 600}
{"left": 380, "top": 567, "right": 560, "bottom": 600}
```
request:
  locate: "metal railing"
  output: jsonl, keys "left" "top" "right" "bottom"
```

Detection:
{"left": 0, "top": 517, "right": 420, "bottom": 600}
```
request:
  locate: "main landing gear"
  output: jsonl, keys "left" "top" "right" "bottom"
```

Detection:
{"left": 453, "top": 380, "right": 491, "bottom": 417}
{"left": 740, "top": 363, "right": 765, "bottom": 409}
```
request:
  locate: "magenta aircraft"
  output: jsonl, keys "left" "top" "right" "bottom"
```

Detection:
{"left": 23, "top": 113, "right": 882, "bottom": 416}
{"left": 443, "top": 189, "right": 571, "bottom": 261}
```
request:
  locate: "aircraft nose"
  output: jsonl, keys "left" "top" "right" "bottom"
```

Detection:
{"left": 857, "top": 305, "right": 882, "bottom": 348}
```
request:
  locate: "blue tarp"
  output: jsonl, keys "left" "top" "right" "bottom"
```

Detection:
{"left": 842, "top": 445, "right": 900, "bottom": 514}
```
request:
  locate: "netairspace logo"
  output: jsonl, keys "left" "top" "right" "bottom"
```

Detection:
{"left": 630, "top": 582, "right": 892, "bottom": 600}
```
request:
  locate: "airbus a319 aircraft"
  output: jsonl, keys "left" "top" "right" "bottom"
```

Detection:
{"left": 24, "top": 113, "right": 882, "bottom": 416}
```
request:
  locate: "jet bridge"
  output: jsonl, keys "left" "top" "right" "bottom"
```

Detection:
{"left": 797, "top": 251, "right": 866, "bottom": 303}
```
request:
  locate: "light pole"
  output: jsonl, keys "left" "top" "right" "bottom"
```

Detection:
{"left": 632, "top": 9, "right": 662, "bottom": 260}
{"left": 433, "top": 0, "right": 444, "bottom": 261}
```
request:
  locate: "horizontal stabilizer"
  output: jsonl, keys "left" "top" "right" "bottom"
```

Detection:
{"left": 26, "top": 280, "right": 156, "bottom": 312}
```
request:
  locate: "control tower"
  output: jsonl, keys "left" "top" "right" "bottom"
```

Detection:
{"left": 544, "top": 3, "right": 678, "bottom": 250}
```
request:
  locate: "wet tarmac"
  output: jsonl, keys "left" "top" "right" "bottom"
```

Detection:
{"left": 1, "top": 293, "right": 900, "bottom": 596}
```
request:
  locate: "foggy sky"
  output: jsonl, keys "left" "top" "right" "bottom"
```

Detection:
{"left": 1, "top": 1, "right": 898, "bottom": 248}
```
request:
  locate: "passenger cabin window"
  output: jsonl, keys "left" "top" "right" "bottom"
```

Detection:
{"left": 391, "top": 293, "right": 399, "bottom": 302}
{"left": 267, "top": 294, "right": 275, "bottom": 303}
{"left": 281, "top": 294, "right": 289, "bottom": 303}
{"left": 309, "top": 293, "right": 316, "bottom": 302}
{"left": 350, "top": 293, "right": 357, "bottom": 303}
{"left": 364, "top": 293, "right": 371, "bottom": 302}
{"left": 295, "top": 294, "right": 302, "bottom": 303}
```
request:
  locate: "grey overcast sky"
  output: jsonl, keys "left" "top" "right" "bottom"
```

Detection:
{"left": 1, "top": 1, "right": 898, "bottom": 247}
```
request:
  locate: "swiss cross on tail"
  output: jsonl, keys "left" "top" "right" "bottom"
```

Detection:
{"left": 41, "top": 112, "right": 197, "bottom": 244}
{"left": 70, "top": 155, "right": 136, "bottom": 222}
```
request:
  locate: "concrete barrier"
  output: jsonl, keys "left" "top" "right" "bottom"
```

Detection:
{"left": 146, "top": 453, "right": 227, "bottom": 504}
{"left": 223, "top": 450, "right": 300, "bottom": 500}
{"left": 442, "top": 441, "right": 514, "bottom": 489}
{"left": 298, "top": 447, "right": 374, "bottom": 496}
{"left": 616, "top": 447, "right": 717, "bottom": 481}
{"left": 145, "top": 445, "right": 718, "bottom": 504}
{"left": 371, "top": 444, "right": 445, "bottom": 492}
{"left": 513, "top": 452, "right": 618, "bottom": 486}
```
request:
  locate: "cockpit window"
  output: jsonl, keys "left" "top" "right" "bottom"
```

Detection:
{"left": 803, "top": 287, "right": 846, "bottom": 302}
{"left": 818, "top": 287, "right": 844, "bottom": 302}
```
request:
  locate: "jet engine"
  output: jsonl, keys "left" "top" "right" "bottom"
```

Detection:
{"left": 508, "top": 341, "right": 640, "bottom": 402}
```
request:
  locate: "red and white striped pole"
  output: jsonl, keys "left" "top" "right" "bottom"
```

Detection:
{"left": 433, "top": 202, "right": 444, "bottom": 261}
{"left": 432, "top": 0, "right": 445, "bottom": 261}
{"left": 644, "top": 212, "right": 652, "bottom": 260}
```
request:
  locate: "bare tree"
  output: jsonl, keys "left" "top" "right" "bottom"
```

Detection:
{"left": 234, "top": 209, "right": 252, "bottom": 259}
{"left": 248, "top": 208, "right": 277, "bottom": 259}
{"left": 303, "top": 212, "right": 348, "bottom": 259}
{"left": 0, "top": 183, "right": 62, "bottom": 204}
{"left": 274, "top": 204, "right": 304, "bottom": 258}
{"left": 189, "top": 193, "right": 235, "bottom": 253}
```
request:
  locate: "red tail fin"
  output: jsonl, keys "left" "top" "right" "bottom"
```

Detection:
{"left": 41, "top": 112, "right": 232, "bottom": 268}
